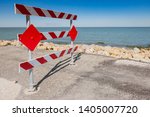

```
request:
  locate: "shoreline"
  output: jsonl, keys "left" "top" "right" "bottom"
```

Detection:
{"left": 0, "top": 40, "right": 150, "bottom": 63}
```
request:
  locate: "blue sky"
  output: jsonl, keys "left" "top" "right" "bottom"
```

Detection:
{"left": 0, "top": 0, "right": 150, "bottom": 27}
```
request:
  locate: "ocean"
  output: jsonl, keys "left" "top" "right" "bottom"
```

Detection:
{"left": 0, "top": 27, "right": 150, "bottom": 47}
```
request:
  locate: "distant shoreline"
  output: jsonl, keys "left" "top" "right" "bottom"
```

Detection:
{"left": 0, "top": 40, "right": 150, "bottom": 63}
{"left": 1, "top": 39, "right": 150, "bottom": 49}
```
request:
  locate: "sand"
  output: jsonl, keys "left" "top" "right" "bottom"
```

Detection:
{"left": 0, "top": 78, "right": 22, "bottom": 100}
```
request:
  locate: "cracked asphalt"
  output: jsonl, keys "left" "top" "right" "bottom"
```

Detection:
{"left": 0, "top": 46, "right": 150, "bottom": 100}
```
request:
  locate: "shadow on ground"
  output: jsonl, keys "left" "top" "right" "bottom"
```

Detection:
{"left": 35, "top": 53, "right": 82, "bottom": 90}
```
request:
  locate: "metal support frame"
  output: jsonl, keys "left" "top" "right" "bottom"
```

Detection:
{"left": 70, "top": 20, "right": 75, "bottom": 65}
{"left": 26, "top": 15, "right": 35, "bottom": 91}
{"left": 15, "top": 4, "right": 78, "bottom": 93}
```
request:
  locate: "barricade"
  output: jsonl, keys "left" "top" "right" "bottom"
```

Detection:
{"left": 14, "top": 4, "right": 78, "bottom": 91}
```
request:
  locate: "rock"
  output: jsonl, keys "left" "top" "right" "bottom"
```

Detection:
{"left": 37, "top": 46, "right": 47, "bottom": 50}
{"left": 90, "top": 44, "right": 95, "bottom": 48}
{"left": 93, "top": 45, "right": 101, "bottom": 52}
{"left": 119, "top": 48, "right": 128, "bottom": 54}
{"left": 49, "top": 42, "right": 55, "bottom": 46}
{"left": 53, "top": 46, "right": 59, "bottom": 51}
{"left": 122, "top": 53, "right": 133, "bottom": 59}
{"left": 104, "top": 46, "right": 112, "bottom": 51}
{"left": 143, "top": 50, "right": 150, "bottom": 56}
{"left": 97, "top": 51, "right": 104, "bottom": 55}
{"left": 11, "top": 40, "right": 20, "bottom": 46}
{"left": 0, "top": 40, "right": 11, "bottom": 46}
{"left": 103, "top": 51, "right": 110, "bottom": 56}
{"left": 132, "top": 53, "right": 144, "bottom": 61}
{"left": 43, "top": 42, "right": 50, "bottom": 46}
{"left": 109, "top": 48, "right": 121, "bottom": 56}
{"left": 81, "top": 44, "right": 89, "bottom": 50}
{"left": 45, "top": 47, "right": 49, "bottom": 50}
{"left": 48, "top": 47, "right": 53, "bottom": 50}
{"left": 85, "top": 48, "right": 94, "bottom": 54}
{"left": 38, "top": 43, "right": 44, "bottom": 46}
{"left": 133, "top": 47, "right": 140, "bottom": 53}
{"left": 142, "top": 56, "right": 150, "bottom": 62}
{"left": 77, "top": 48, "right": 84, "bottom": 53}
{"left": 1, "top": 40, "right": 150, "bottom": 63}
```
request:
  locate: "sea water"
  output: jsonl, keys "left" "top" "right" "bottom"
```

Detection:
{"left": 0, "top": 27, "right": 150, "bottom": 47}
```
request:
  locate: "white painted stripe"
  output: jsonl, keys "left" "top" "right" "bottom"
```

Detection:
{"left": 54, "top": 12, "right": 60, "bottom": 18}
{"left": 70, "top": 15, "right": 75, "bottom": 20}
{"left": 44, "top": 54, "right": 53, "bottom": 61}
{"left": 55, "top": 31, "right": 61, "bottom": 38}
{"left": 64, "top": 49, "right": 69, "bottom": 55}
{"left": 70, "top": 48, "right": 74, "bottom": 53}
{"left": 29, "top": 60, "right": 41, "bottom": 66}
{"left": 63, "top": 14, "right": 69, "bottom": 19}
{"left": 15, "top": 8, "right": 22, "bottom": 14}
{"left": 42, "top": 10, "right": 51, "bottom": 17}
{"left": 54, "top": 51, "right": 61, "bottom": 58}
{"left": 42, "top": 32, "right": 52, "bottom": 39}
{"left": 63, "top": 31, "right": 69, "bottom": 37}
{"left": 26, "top": 6, "right": 39, "bottom": 16}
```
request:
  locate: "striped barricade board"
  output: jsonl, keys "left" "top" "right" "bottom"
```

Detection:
{"left": 18, "top": 30, "right": 70, "bottom": 41}
{"left": 19, "top": 46, "right": 78, "bottom": 72}
{"left": 15, "top": 4, "right": 77, "bottom": 20}
{"left": 18, "top": 24, "right": 78, "bottom": 51}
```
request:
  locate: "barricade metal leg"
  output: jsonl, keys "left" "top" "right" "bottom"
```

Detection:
{"left": 26, "top": 16, "right": 35, "bottom": 91}
{"left": 70, "top": 20, "right": 75, "bottom": 65}
{"left": 70, "top": 41, "right": 75, "bottom": 65}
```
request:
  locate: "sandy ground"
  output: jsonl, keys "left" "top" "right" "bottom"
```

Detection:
{"left": 0, "top": 46, "right": 150, "bottom": 100}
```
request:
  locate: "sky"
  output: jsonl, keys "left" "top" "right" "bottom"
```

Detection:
{"left": 0, "top": 0, "right": 150, "bottom": 27}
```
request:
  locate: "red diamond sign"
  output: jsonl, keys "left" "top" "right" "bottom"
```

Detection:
{"left": 69, "top": 25, "right": 78, "bottom": 41}
{"left": 19, "top": 24, "right": 42, "bottom": 51}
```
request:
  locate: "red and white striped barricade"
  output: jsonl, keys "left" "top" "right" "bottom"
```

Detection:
{"left": 15, "top": 4, "right": 77, "bottom": 20}
{"left": 14, "top": 4, "right": 78, "bottom": 91}
{"left": 19, "top": 46, "right": 78, "bottom": 71}
{"left": 18, "top": 30, "right": 70, "bottom": 41}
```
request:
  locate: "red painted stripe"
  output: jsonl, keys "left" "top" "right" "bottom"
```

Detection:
{"left": 66, "top": 14, "right": 72, "bottom": 19}
{"left": 73, "top": 15, "right": 77, "bottom": 20}
{"left": 59, "top": 31, "right": 65, "bottom": 38}
{"left": 20, "top": 62, "right": 33, "bottom": 70}
{"left": 58, "top": 13, "right": 65, "bottom": 18}
{"left": 68, "top": 48, "right": 73, "bottom": 54}
{"left": 33, "top": 7, "right": 46, "bottom": 17}
{"left": 16, "top": 4, "right": 31, "bottom": 15}
{"left": 48, "top": 10, "right": 57, "bottom": 18}
{"left": 59, "top": 50, "right": 66, "bottom": 57}
{"left": 74, "top": 46, "right": 78, "bottom": 51}
{"left": 67, "top": 33, "right": 70, "bottom": 37}
{"left": 18, "top": 34, "right": 22, "bottom": 38}
{"left": 40, "top": 33, "right": 47, "bottom": 40}
{"left": 49, "top": 32, "right": 57, "bottom": 39}
{"left": 36, "top": 57, "right": 47, "bottom": 64}
{"left": 50, "top": 54, "right": 58, "bottom": 59}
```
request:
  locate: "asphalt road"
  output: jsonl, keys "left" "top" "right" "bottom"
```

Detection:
{"left": 0, "top": 46, "right": 150, "bottom": 100}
